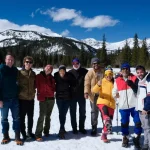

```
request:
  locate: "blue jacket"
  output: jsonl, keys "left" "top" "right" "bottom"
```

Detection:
{"left": 0, "top": 64, "right": 18, "bottom": 100}
{"left": 143, "top": 96, "right": 150, "bottom": 111}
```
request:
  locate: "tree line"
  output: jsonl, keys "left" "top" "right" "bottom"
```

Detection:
{"left": 0, "top": 33, "right": 149, "bottom": 68}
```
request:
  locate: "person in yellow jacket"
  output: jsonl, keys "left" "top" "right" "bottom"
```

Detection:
{"left": 92, "top": 69, "right": 115, "bottom": 143}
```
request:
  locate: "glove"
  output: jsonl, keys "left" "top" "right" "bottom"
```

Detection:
{"left": 126, "top": 80, "right": 134, "bottom": 86}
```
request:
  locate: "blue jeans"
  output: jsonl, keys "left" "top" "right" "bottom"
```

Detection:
{"left": 119, "top": 107, "right": 142, "bottom": 135}
{"left": 1, "top": 98, "right": 20, "bottom": 134}
{"left": 56, "top": 99, "right": 70, "bottom": 130}
{"left": 70, "top": 98, "right": 86, "bottom": 130}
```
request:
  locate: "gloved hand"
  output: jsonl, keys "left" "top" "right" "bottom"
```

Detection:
{"left": 126, "top": 80, "right": 134, "bottom": 86}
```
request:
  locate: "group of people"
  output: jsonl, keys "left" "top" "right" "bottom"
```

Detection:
{"left": 0, "top": 53, "right": 150, "bottom": 150}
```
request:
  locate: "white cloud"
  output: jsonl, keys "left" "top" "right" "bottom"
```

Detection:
{"left": 61, "top": 29, "right": 70, "bottom": 36}
{"left": 41, "top": 8, "right": 79, "bottom": 22}
{"left": 41, "top": 7, "right": 119, "bottom": 29}
{"left": 72, "top": 15, "right": 119, "bottom": 29}
{"left": 0, "top": 19, "right": 60, "bottom": 37}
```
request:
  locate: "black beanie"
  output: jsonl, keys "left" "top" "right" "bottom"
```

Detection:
{"left": 59, "top": 65, "right": 66, "bottom": 71}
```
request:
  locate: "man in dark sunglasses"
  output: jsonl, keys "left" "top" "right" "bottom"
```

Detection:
{"left": 84, "top": 57, "right": 104, "bottom": 136}
{"left": 18, "top": 56, "right": 36, "bottom": 141}
{"left": 69, "top": 58, "right": 88, "bottom": 134}
{"left": 112, "top": 62, "right": 142, "bottom": 148}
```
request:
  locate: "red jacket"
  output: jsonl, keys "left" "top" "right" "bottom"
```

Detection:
{"left": 36, "top": 71, "right": 55, "bottom": 101}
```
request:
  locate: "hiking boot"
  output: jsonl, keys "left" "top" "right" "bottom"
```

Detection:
{"left": 133, "top": 135, "right": 141, "bottom": 149}
{"left": 91, "top": 126, "right": 97, "bottom": 136}
{"left": 15, "top": 132, "right": 23, "bottom": 146}
{"left": 1, "top": 133, "right": 10, "bottom": 144}
{"left": 79, "top": 129, "right": 87, "bottom": 134}
{"left": 122, "top": 136, "right": 129, "bottom": 148}
{"left": 36, "top": 137, "right": 43, "bottom": 142}
{"left": 72, "top": 128, "right": 78, "bottom": 134}
{"left": 105, "top": 118, "right": 112, "bottom": 134}
{"left": 58, "top": 129, "right": 65, "bottom": 139}
{"left": 26, "top": 132, "right": 35, "bottom": 141}
{"left": 142, "top": 144, "right": 149, "bottom": 150}
{"left": 101, "top": 133, "right": 109, "bottom": 143}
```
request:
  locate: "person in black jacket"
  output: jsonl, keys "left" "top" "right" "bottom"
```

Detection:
{"left": 54, "top": 65, "right": 75, "bottom": 139}
{"left": 69, "top": 58, "right": 88, "bottom": 134}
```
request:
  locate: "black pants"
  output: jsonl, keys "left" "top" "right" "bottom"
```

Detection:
{"left": 56, "top": 99, "right": 70, "bottom": 130}
{"left": 70, "top": 98, "right": 86, "bottom": 130}
{"left": 19, "top": 99, "right": 34, "bottom": 135}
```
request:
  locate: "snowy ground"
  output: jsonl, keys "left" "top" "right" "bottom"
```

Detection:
{"left": 0, "top": 68, "right": 143, "bottom": 150}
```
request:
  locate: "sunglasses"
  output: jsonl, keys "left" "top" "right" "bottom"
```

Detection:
{"left": 122, "top": 68, "right": 129, "bottom": 70}
{"left": 25, "top": 61, "right": 33, "bottom": 64}
{"left": 73, "top": 63, "right": 79, "bottom": 65}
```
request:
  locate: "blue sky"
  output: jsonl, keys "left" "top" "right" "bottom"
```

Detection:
{"left": 0, "top": 0, "right": 150, "bottom": 42}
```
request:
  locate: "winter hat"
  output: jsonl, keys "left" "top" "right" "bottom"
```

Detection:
{"left": 91, "top": 57, "right": 100, "bottom": 64}
{"left": 59, "top": 65, "right": 66, "bottom": 71}
{"left": 121, "top": 62, "right": 130, "bottom": 71}
{"left": 72, "top": 58, "right": 80, "bottom": 64}
{"left": 104, "top": 70, "right": 113, "bottom": 77}
{"left": 105, "top": 65, "right": 113, "bottom": 71}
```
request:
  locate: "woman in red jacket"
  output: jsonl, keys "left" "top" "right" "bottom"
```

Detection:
{"left": 35, "top": 64, "right": 55, "bottom": 141}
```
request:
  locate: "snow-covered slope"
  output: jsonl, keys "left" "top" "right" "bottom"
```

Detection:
{"left": 0, "top": 29, "right": 61, "bottom": 41}
{"left": 82, "top": 38, "right": 150, "bottom": 51}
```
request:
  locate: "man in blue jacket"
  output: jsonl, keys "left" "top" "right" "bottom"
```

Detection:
{"left": 0, "top": 53, "right": 23, "bottom": 145}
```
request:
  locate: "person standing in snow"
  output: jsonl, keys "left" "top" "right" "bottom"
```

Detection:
{"left": 112, "top": 62, "right": 142, "bottom": 148}
{"left": 18, "top": 56, "right": 36, "bottom": 141}
{"left": 35, "top": 64, "right": 55, "bottom": 141}
{"left": 135, "top": 65, "right": 150, "bottom": 150}
{"left": 69, "top": 58, "right": 88, "bottom": 134}
{"left": 84, "top": 58, "right": 104, "bottom": 136}
{"left": 54, "top": 65, "right": 75, "bottom": 139}
{"left": 92, "top": 69, "right": 115, "bottom": 143}
{"left": 0, "top": 53, "right": 23, "bottom": 145}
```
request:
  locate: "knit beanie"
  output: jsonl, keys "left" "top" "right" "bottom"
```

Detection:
{"left": 104, "top": 70, "right": 113, "bottom": 77}
{"left": 91, "top": 57, "right": 100, "bottom": 64}
{"left": 59, "top": 65, "right": 66, "bottom": 71}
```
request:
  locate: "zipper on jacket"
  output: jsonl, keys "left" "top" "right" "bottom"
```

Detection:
{"left": 126, "top": 83, "right": 129, "bottom": 108}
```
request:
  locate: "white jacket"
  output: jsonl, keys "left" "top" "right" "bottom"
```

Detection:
{"left": 136, "top": 73, "right": 150, "bottom": 111}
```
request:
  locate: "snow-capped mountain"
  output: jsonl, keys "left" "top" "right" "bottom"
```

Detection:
{"left": 82, "top": 38, "right": 150, "bottom": 51}
{"left": 0, "top": 29, "right": 96, "bottom": 54}
{"left": 0, "top": 29, "right": 150, "bottom": 53}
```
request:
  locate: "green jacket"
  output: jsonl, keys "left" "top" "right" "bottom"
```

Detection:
{"left": 18, "top": 68, "right": 36, "bottom": 100}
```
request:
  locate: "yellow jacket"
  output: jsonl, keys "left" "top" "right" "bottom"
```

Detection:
{"left": 92, "top": 78, "right": 116, "bottom": 109}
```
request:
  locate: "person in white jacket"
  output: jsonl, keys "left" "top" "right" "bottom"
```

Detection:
{"left": 112, "top": 62, "right": 142, "bottom": 149}
{"left": 135, "top": 65, "right": 150, "bottom": 150}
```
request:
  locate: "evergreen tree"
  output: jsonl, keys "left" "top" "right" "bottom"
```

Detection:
{"left": 121, "top": 40, "right": 131, "bottom": 63}
{"left": 139, "top": 38, "right": 148, "bottom": 66}
{"left": 131, "top": 33, "right": 139, "bottom": 66}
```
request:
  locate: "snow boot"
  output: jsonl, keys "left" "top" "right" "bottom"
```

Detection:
{"left": 79, "top": 128, "right": 87, "bottom": 134}
{"left": 91, "top": 126, "right": 97, "bottom": 136}
{"left": 122, "top": 136, "right": 129, "bottom": 148}
{"left": 142, "top": 144, "right": 149, "bottom": 150}
{"left": 101, "top": 133, "right": 109, "bottom": 143}
{"left": 133, "top": 135, "right": 141, "bottom": 149}
{"left": 72, "top": 128, "right": 78, "bottom": 134}
{"left": 15, "top": 132, "right": 23, "bottom": 145}
{"left": 1, "top": 133, "right": 10, "bottom": 144}
{"left": 58, "top": 129, "right": 65, "bottom": 139}
{"left": 105, "top": 118, "right": 112, "bottom": 134}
